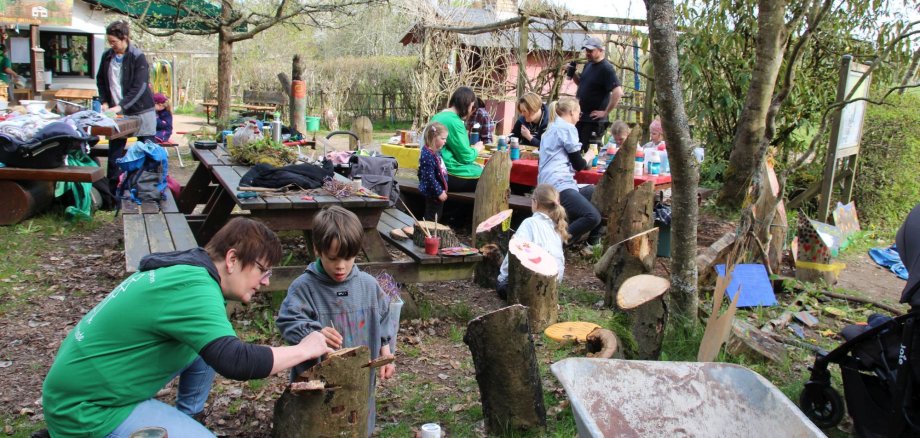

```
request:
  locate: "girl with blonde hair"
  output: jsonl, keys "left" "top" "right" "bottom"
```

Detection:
{"left": 537, "top": 97, "right": 603, "bottom": 246}
{"left": 496, "top": 184, "right": 569, "bottom": 297}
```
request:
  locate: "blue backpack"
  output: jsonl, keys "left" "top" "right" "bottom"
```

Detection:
{"left": 116, "top": 140, "right": 169, "bottom": 205}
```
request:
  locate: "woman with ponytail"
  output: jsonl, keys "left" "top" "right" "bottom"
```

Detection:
{"left": 496, "top": 184, "right": 568, "bottom": 298}
{"left": 538, "top": 97, "right": 602, "bottom": 246}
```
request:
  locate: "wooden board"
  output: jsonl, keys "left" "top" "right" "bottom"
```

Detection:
{"left": 544, "top": 321, "right": 602, "bottom": 343}
{"left": 0, "top": 166, "right": 104, "bottom": 182}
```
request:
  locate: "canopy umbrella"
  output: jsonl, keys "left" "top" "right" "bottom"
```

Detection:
{"left": 84, "top": 0, "right": 223, "bottom": 31}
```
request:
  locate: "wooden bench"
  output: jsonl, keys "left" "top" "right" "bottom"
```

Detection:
{"left": 396, "top": 177, "right": 533, "bottom": 212}
{"left": 200, "top": 91, "right": 285, "bottom": 124}
{"left": 122, "top": 189, "right": 198, "bottom": 273}
{"left": 0, "top": 165, "right": 105, "bottom": 225}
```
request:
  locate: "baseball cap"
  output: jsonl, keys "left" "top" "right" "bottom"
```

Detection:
{"left": 582, "top": 37, "right": 604, "bottom": 51}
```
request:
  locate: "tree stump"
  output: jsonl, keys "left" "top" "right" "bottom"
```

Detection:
{"left": 595, "top": 181, "right": 658, "bottom": 307}
{"left": 592, "top": 127, "right": 641, "bottom": 233}
{"left": 352, "top": 116, "right": 373, "bottom": 150}
{"left": 506, "top": 238, "right": 559, "bottom": 332}
{"left": 616, "top": 274, "right": 670, "bottom": 360}
{"left": 464, "top": 305, "right": 546, "bottom": 433}
{"left": 474, "top": 243, "right": 503, "bottom": 289}
{"left": 411, "top": 221, "right": 458, "bottom": 248}
{"left": 272, "top": 346, "right": 371, "bottom": 437}
{"left": 473, "top": 209, "right": 514, "bottom": 288}
{"left": 586, "top": 327, "right": 623, "bottom": 359}
{"left": 0, "top": 180, "right": 54, "bottom": 225}
{"left": 472, "top": 150, "right": 511, "bottom": 246}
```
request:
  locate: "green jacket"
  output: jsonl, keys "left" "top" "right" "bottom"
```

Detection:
{"left": 431, "top": 110, "right": 482, "bottom": 179}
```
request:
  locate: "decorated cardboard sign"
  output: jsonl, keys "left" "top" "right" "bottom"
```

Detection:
{"left": 832, "top": 201, "right": 861, "bottom": 242}
{"left": 475, "top": 209, "right": 513, "bottom": 234}
{"left": 799, "top": 215, "right": 844, "bottom": 262}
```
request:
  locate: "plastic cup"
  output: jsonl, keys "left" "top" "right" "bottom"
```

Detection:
{"left": 424, "top": 236, "right": 440, "bottom": 255}
{"left": 420, "top": 423, "right": 442, "bottom": 438}
{"left": 469, "top": 132, "right": 480, "bottom": 144}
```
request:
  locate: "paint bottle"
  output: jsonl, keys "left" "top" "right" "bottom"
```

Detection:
{"left": 648, "top": 150, "right": 661, "bottom": 176}
{"left": 634, "top": 149, "right": 645, "bottom": 176}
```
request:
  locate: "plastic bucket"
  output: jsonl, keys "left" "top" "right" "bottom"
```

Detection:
{"left": 306, "top": 116, "right": 321, "bottom": 132}
{"left": 388, "top": 296, "right": 404, "bottom": 353}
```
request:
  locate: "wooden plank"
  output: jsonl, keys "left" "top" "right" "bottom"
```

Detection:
{"left": 161, "top": 189, "right": 180, "bottom": 214}
{"left": 90, "top": 118, "right": 140, "bottom": 140}
{"left": 123, "top": 214, "right": 149, "bottom": 273}
{"left": 268, "top": 261, "right": 476, "bottom": 290}
{"left": 120, "top": 199, "right": 141, "bottom": 215}
{"left": 0, "top": 166, "right": 104, "bottom": 182}
{"left": 145, "top": 214, "right": 176, "bottom": 253}
{"left": 211, "top": 165, "right": 267, "bottom": 210}
{"left": 177, "top": 163, "right": 214, "bottom": 214}
{"left": 165, "top": 213, "right": 198, "bottom": 250}
{"left": 362, "top": 229, "right": 393, "bottom": 262}
{"left": 398, "top": 177, "right": 531, "bottom": 209}
{"left": 139, "top": 201, "right": 161, "bottom": 214}
{"left": 262, "top": 195, "right": 293, "bottom": 209}
{"left": 286, "top": 193, "right": 318, "bottom": 208}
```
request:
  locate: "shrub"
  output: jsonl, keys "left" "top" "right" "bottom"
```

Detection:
{"left": 852, "top": 91, "right": 920, "bottom": 228}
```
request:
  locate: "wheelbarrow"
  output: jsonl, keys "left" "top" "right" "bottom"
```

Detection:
{"left": 550, "top": 358, "right": 825, "bottom": 437}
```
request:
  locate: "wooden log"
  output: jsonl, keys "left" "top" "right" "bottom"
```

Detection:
{"left": 272, "top": 346, "right": 371, "bottom": 437}
{"left": 472, "top": 150, "right": 511, "bottom": 246}
{"left": 593, "top": 127, "right": 641, "bottom": 238}
{"left": 506, "top": 238, "right": 559, "bottom": 332}
{"left": 290, "top": 56, "right": 306, "bottom": 135}
{"left": 0, "top": 180, "right": 54, "bottom": 225}
{"left": 475, "top": 209, "right": 514, "bottom": 253}
{"left": 726, "top": 318, "right": 788, "bottom": 363}
{"left": 696, "top": 231, "right": 738, "bottom": 286}
{"left": 411, "top": 221, "right": 458, "bottom": 248}
{"left": 586, "top": 327, "right": 622, "bottom": 359}
{"left": 464, "top": 305, "right": 546, "bottom": 433}
{"left": 597, "top": 181, "right": 657, "bottom": 307}
{"left": 351, "top": 116, "right": 373, "bottom": 150}
{"left": 474, "top": 243, "right": 503, "bottom": 289}
{"left": 617, "top": 274, "right": 670, "bottom": 360}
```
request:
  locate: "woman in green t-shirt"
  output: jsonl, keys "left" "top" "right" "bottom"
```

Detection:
{"left": 430, "top": 87, "right": 484, "bottom": 192}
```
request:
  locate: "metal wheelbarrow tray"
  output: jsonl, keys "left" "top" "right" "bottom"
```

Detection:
{"left": 551, "top": 358, "right": 825, "bottom": 437}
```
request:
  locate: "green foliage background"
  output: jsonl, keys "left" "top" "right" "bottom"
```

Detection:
{"left": 851, "top": 91, "right": 920, "bottom": 228}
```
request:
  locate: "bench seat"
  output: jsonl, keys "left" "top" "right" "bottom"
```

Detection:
{"left": 0, "top": 165, "right": 105, "bottom": 225}
{"left": 122, "top": 190, "right": 197, "bottom": 272}
{"left": 376, "top": 207, "right": 482, "bottom": 265}
{"left": 396, "top": 177, "right": 532, "bottom": 211}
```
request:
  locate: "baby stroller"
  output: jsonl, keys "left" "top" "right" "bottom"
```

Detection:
{"left": 799, "top": 204, "right": 920, "bottom": 437}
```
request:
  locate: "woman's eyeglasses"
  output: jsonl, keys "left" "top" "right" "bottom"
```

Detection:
{"left": 254, "top": 261, "right": 273, "bottom": 281}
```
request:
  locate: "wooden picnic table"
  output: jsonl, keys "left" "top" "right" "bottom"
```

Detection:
{"left": 509, "top": 158, "right": 672, "bottom": 190}
{"left": 200, "top": 101, "right": 278, "bottom": 125}
{"left": 90, "top": 118, "right": 141, "bottom": 141}
{"left": 178, "top": 145, "right": 391, "bottom": 259}
{"left": 0, "top": 165, "right": 105, "bottom": 225}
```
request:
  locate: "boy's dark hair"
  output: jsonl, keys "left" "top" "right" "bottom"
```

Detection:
{"left": 312, "top": 206, "right": 363, "bottom": 258}
{"left": 449, "top": 86, "right": 477, "bottom": 119}
{"left": 205, "top": 217, "right": 281, "bottom": 268}
{"left": 106, "top": 21, "right": 130, "bottom": 41}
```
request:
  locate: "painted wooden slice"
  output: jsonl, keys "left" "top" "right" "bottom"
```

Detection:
{"left": 440, "top": 246, "right": 479, "bottom": 257}
{"left": 509, "top": 237, "right": 558, "bottom": 277}
{"left": 544, "top": 321, "right": 602, "bottom": 343}
{"left": 476, "top": 209, "right": 513, "bottom": 234}
{"left": 390, "top": 228, "right": 409, "bottom": 240}
{"left": 616, "top": 274, "right": 670, "bottom": 310}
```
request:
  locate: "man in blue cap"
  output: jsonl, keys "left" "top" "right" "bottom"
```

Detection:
{"left": 566, "top": 36, "right": 624, "bottom": 152}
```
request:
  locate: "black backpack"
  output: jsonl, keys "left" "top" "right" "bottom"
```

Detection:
{"left": 349, "top": 154, "right": 400, "bottom": 207}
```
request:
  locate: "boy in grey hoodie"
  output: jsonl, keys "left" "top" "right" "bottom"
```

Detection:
{"left": 276, "top": 206, "right": 395, "bottom": 435}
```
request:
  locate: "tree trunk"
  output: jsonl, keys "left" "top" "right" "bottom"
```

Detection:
{"left": 464, "top": 305, "right": 546, "bottom": 433}
{"left": 717, "top": 0, "right": 788, "bottom": 209}
{"left": 411, "top": 221, "right": 458, "bottom": 248}
{"left": 596, "top": 181, "right": 657, "bottom": 306}
{"left": 473, "top": 210, "right": 513, "bottom": 288}
{"left": 645, "top": 0, "right": 701, "bottom": 325}
{"left": 472, "top": 150, "right": 511, "bottom": 246}
{"left": 507, "top": 238, "right": 559, "bottom": 332}
{"left": 291, "top": 55, "right": 306, "bottom": 135}
{"left": 272, "top": 346, "right": 371, "bottom": 437}
{"left": 593, "top": 127, "right": 640, "bottom": 231}
{"left": 516, "top": 17, "right": 529, "bottom": 101}
{"left": 216, "top": 27, "right": 233, "bottom": 123}
{"left": 898, "top": 47, "right": 920, "bottom": 94}
{"left": 352, "top": 116, "right": 373, "bottom": 149}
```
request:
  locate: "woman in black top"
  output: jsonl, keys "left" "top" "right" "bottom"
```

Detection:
{"left": 511, "top": 92, "right": 550, "bottom": 147}
{"left": 96, "top": 20, "right": 156, "bottom": 196}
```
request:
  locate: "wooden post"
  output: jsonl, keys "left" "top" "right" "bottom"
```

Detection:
{"left": 472, "top": 150, "right": 511, "bottom": 246}
{"left": 616, "top": 274, "right": 669, "bottom": 360}
{"left": 272, "top": 346, "right": 371, "bottom": 437}
{"left": 464, "top": 305, "right": 546, "bottom": 433}
{"left": 506, "top": 238, "right": 559, "bottom": 332}
{"left": 351, "top": 116, "right": 373, "bottom": 150}
{"left": 516, "top": 17, "right": 529, "bottom": 104}
{"left": 595, "top": 181, "right": 658, "bottom": 307}
{"left": 473, "top": 209, "right": 514, "bottom": 288}
{"left": 291, "top": 56, "right": 307, "bottom": 135}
